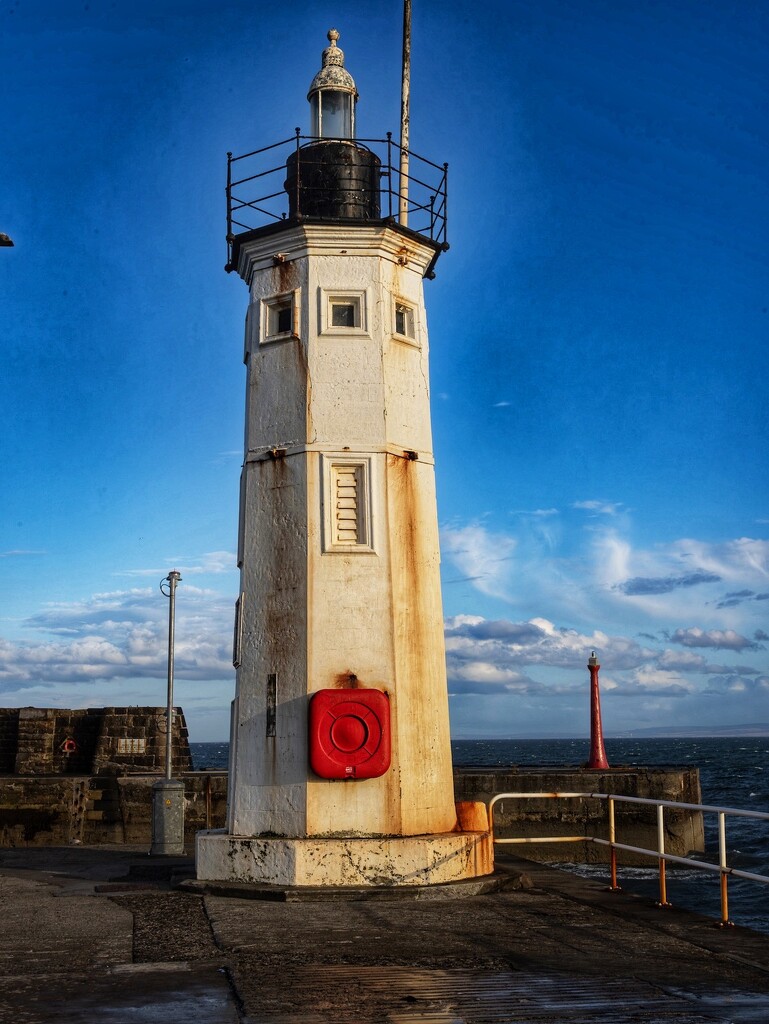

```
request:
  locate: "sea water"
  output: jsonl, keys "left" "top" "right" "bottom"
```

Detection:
{"left": 188, "top": 736, "right": 769, "bottom": 934}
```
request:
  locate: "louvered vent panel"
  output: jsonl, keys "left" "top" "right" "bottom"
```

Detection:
{"left": 335, "top": 468, "right": 360, "bottom": 544}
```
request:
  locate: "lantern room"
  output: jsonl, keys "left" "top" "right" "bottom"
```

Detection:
{"left": 285, "top": 29, "right": 380, "bottom": 222}
{"left": 308, "top": 29, "right": 358, "bottom": 139}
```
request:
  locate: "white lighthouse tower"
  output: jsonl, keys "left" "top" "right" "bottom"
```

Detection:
{"left": 196, "top": 30, "right": 492, "bottom": 887}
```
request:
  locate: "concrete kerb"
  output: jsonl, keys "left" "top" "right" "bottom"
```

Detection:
{"left": 178, "top": 864, "right": 528, "bottom": 902}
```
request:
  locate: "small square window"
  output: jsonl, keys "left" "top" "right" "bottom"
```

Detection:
{"left": 263, "top": 292, "right": 298, "bottom": 343}
{"left": 394, "top": 301, "right": 415, "bottom": 339}
{"left": 275, "top": 304, "right": 292, "bottom": 334}
{"left": 321, "top": 290, "right": 367, "bottom": 335}
{"left": 331, "top": 302, "right": 357, "bottom": 328}
{"left": 269, "top": 299, "right": 293, "bottom": 336}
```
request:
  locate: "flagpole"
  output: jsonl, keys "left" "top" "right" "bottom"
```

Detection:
{"left": 399, "top": 0, "right": 411, "bottom": 226}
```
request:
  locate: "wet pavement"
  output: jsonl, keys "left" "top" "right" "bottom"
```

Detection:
{"left": 2, "top": 846, "right": 769, "bottom": 1022}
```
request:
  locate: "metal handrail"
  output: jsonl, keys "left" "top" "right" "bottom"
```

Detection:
{"left": 489, "top": 791, "right": 769, "bottom": 929}
{"left": 224, "top": 131, "right": 449, "bottom": 271}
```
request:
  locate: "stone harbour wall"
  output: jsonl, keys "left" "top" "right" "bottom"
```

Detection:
{"left": 0, "top": 772, "right": 228, "bottom": 847}
{"left": 0, "top": 707, "right": 192, "bottom": 776}
{"left": 0, "top": 765, "right": 704, "bottom": 862}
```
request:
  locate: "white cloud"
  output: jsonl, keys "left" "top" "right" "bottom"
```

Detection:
{"left": 572, "top": 500, "right": 623, "bottom": 516}
{"left": 440, "top": 524, "right": 517, "bottom": 601}
{"left": 448, "top": 661, "right": 539, "bottom": 695}
{"left": 439, "top": 516, "right": 769, "bottom": 691}
{"left": 3, "top": 509, "right": 768, "bottom": 738}
{"left": 591, "top": 531, "right": 769, "bottom": 629}
{"left": 593, "top": 529, "right": 633, "bottom": 589}
{"left": 668, "top": 538, "right": 769, "bottom": 583}
{"left": 0, "top": 587, "right": 235, "bottom": 689}
{"left": 669, "top": 627, "right": 761, "bottom": 652}
{"left": 611, "top": 664, "right": 696, "bottom": 696}
{"left": 442, "top": 611, "right": 769, "bottom": 732}
{"left": 117, "top": 550, "right": 237, "bottom": 578}
{"left": 702, "top": 675, "right": 769, "bottom": 696}
{"left": 657, "top": 649, "right": 708, "bottom": 671}
{"left": 444, "top": 615, "right": 654, "bottom": 673}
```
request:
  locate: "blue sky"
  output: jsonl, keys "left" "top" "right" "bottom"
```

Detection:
{"left": 2, "top": 0, "right": 768, "bottom": 741}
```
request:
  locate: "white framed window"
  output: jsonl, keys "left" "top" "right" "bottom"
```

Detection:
{"left": 319, "top": 289, "right": 369, "bottom": 336}
{"left": 261, "top": 291, "right": 299, "bottom": 343}
{"left": 321, "top": 454, "right": 374, "bottom": 553}
{"left": 392, "top": 297, "right": 419, "bottom": 345}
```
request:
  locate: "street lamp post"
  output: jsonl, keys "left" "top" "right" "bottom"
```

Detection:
{"left": 162, "top": 570, "right": 181, "bottom": 780}
{"left": 151, "top": 571, "right": 185, "bottom": 856}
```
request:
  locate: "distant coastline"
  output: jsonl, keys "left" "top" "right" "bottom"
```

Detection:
{"left": 614, "top": 725, "right": 769, "bottom": 738}
{"left": 450, "top": 726, "right": 769, "bottom": 740}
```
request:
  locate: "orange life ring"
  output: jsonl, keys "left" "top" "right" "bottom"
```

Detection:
{"left": 60, "top": 737, "right": 77, "bottom": 754}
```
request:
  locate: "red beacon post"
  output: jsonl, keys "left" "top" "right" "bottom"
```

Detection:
{"left": 586, "top": 650, "right": 610, "bottom": 770}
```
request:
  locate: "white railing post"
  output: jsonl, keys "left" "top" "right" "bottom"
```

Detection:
{"left": 608, "top": 797, "right": 620, "bottom": 891}
{"left": 656, "top": 804, "right": 671, "bottom": 906}
{"left": 718, "top": 811, "right": 733, "bottom": 928}
{"left": 488, "top": 790, "right": 769, "bottom": 929}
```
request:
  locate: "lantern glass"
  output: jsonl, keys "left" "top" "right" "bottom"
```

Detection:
{"left": 312, "top": 90, "right": 353, "bottom": 139}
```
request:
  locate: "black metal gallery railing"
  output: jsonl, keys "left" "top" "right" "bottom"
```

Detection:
{"left": 225, "top": 131, "right": 448, "bottom": 271}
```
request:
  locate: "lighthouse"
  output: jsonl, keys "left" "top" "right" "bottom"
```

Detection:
{"left": 196, "top": 30, "right": 492, "bottom": 887}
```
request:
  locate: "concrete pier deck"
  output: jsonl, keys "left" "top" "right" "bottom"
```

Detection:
{"left": 2, "top": 846, "right": 769, "bottom": 1022}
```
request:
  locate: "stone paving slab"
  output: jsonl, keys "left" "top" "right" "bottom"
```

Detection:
{"left": 3, "top": 847, "right": 769, "bottom": 1023}
{"left": 0, "top": 856, "right": 238, "bottom": 1024}
{"left": 205, "top": 855, "right": 769, "bottom": 1022}
{"left": 226, "top": 964, "right": 769, "bottom": 1023}
{"left": 0, "top": 872, "right": 133, "bottom": 970}
{"left": 0, "top": 963, "right": 239, "bottom": 1024}
{"left": 204, "top": 876, "right": 769, "bottom": 987}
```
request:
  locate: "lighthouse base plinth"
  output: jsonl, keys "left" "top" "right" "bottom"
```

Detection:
{"left": 195, "top": 829, "right": 493, "bottom": 888}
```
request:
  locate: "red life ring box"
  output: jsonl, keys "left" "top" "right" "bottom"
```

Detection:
{"left": 309, "top": 688, "right": 391, "bottom": 780}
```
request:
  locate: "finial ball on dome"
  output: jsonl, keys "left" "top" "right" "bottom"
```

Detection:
{"left": 307, "top": 25, "right": 357, "bottom": 136}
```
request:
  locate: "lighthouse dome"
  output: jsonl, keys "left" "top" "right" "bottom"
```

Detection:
{"left": 308, "top": 29, "right": 357, "bottom": 98}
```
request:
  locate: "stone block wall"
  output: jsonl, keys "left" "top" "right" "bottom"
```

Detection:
{"left": 0, "top": 710, "right": 20, "bottom": 773}
{"left": 0, "top": 760, "right": 705, "bottom": 861}
{"left": 0, "top": 772, "right": 227, "bottom": 847}
{"left": 0, "top": 707, "right": 192, "bottom": 776}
